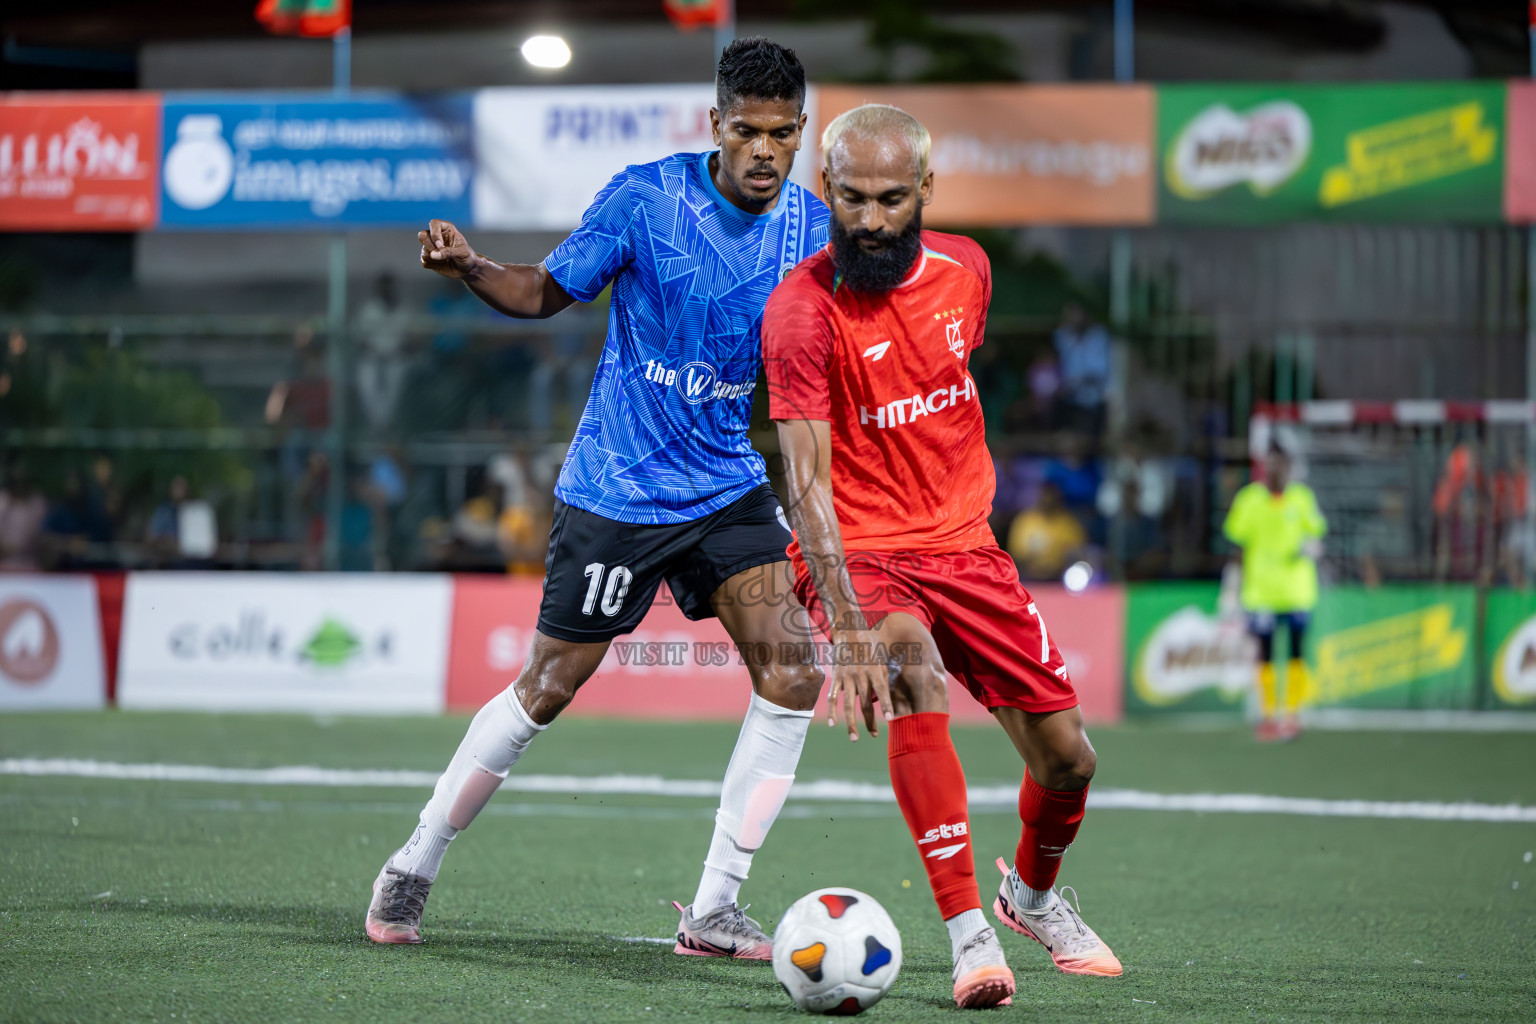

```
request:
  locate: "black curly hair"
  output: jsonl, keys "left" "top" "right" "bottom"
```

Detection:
{"left": 715, "top": 36, "right": 807, "bottom": 114}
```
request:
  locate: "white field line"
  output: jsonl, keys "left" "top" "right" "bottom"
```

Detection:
{"left": 3, "top": 758, "right": 1533, "bottom": 823}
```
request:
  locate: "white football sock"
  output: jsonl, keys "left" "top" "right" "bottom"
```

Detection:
{"left": 1012, "top": 871, "right": 1056, "bottom": 914}
{"left": 691, "top": 690, "right": 812, "bottom": 915}
{"left": 945, "top": 908, "right": 990, "bottom": 957}
{"left": 389, "top": 822, "right": 453, "bottom": 881}
{"left": 388, "top": 687, "right": 546, "bottom": 882}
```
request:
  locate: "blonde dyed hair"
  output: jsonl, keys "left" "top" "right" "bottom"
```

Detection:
{"left": 820, "top": 103, "right": 931, "bottom": 181}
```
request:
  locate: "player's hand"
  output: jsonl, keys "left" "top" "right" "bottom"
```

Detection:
{"left": 418, "top": 219, "right": 478, "bottom": 279}
{"left": 826, "top": 626, "right": 894, "bottom": 742}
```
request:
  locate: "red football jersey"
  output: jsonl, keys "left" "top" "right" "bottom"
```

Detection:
{"left": 763, "top": 230, "right": 996, "bottom": 559}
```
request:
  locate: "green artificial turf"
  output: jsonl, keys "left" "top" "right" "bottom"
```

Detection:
{"left": 1, "top": 712, "right": 1533, "bottom": 1023}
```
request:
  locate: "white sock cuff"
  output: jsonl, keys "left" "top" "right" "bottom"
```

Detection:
{"left": 945, "top": 908, "right": 990, "bottom": 954}
{"left": 749, "top": 689, "right": 815, "bottom": 719}
{"left": 503, "top": 687, "right": 548, "bottom": 732}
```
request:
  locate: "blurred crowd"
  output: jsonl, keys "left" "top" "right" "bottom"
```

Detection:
{"left": 7, "top": 279, "right": 1528, "bottom": 588}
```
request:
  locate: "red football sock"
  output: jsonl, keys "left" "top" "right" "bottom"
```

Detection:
{"left": 888, "top": 712, "right": 980, "bottom": 920}
{"left": 1014, "top": 770, "right": 1087, "bottom": 892}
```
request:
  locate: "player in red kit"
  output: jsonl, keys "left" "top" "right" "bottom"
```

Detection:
{"left": 762, "top": 104, "right": 1122, "bottom": 1009}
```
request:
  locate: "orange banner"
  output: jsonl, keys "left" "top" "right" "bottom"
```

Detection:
{"left": 815, "top": 84, "right": 1154, "bottom": 226}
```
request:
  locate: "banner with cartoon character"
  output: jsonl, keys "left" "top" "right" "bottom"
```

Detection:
{"left": 1126, "top": 583, "right": 1477, "bottom": 714}
{"left": 1158, "top": 83, "right": 1505, "bottom": 224}
{"left": 1483, "top": 591, "right": 1536, "bottom": 709}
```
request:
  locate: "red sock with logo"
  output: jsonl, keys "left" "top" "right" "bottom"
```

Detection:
{"left": 1014, "top": 770, "right": 1087, "bottom": 891}
{"left": 888, "top": 712, "right": 979, "bottom": 919}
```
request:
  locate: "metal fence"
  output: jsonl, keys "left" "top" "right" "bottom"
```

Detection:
{"left": 0, "top": 223, "right": 1528, "bottom": 578}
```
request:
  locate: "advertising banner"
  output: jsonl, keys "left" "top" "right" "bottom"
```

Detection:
{"left": 817, "top": 85, "right": 1155, "bottom": 226}
{"left": 1125, "top": 583, "right": 1477, "bottom": 713}
{"left": 1307, "top": 586, "right": 1476, "bottom": 709}
{"left": 0, "top": 575, "right": 106, "bottom": 711}
{"left": 1125, "top": 583, "right": 1253, "bottom": 714}
{"left": 118, "top": 573, "right": 452, "bottom": 713}
{"left": 1505, "top": 82, "right": 1536, "bottom": 223}
{"left": 0, "top": 93, "right": 159, "bottom": 230}
{"left": 447, "top": 577, "right": 1123, "bottom": 724}
{"left": 1158, "top": 83, "right": 1505, "bottom": 224}
{"left": 1483, "top": 591, "right": 1536, "bottom": 709}
{"left": 472, "top": 84, "right": 820, "bottom": 231}
{"left": 159, "top": 94, "right": 473, "bottom": 229}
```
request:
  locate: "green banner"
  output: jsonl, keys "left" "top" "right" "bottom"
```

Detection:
{"left": 1308, "top": 586, "right": 1476, "bottom": 709}
{"left": 1483, "top": 591, "right": 1536, "bottom": 709}
{"left": 1158, "top": 83, "right": 1505, "bottom": 224}
{"left": 1125, "top": 584, "right": 1478, "bottom": 714}
{"left": 1125, "top": 583, "right": 1250, "bottom": 714}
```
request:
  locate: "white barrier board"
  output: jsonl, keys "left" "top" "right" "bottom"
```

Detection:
{"left": 119, "top": 573, "right": 451, "bottom": 714}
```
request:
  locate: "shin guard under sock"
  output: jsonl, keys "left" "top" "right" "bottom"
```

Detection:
{"left": 888, "top": 712, "right": 980, "bottom": 920}
{"left": 1013, "top": 770, "right": 1087, "bottom": 894}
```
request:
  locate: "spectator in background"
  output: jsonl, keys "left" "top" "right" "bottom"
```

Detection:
{"left": 298, "top": 451, "right": 330, "bottom": 571}
{"left": 1044, "top": 436, "right": 1102, "bottom": 514}
{"left": 0, "top": 464, "right": 47, "bottom": 572}
{"left": 268, "top": 326, "right": 331, "bottom": 479}
{"left": 450, "top": 473, "right": 503, "bottom": 569}
{"left": 146, "top": 475, "right": 218, "bottom": 567}
{"left": 363, "top": 447, "right": 409, "bottom": 570}
{"left": 1492, "top": 451, "right": 1528, "bottom": 586}
{"left": 1024, "top": 349, "right": 1061, "bottom": 431}
{"left": 1052, "top": 302, "right": 1111, "bottom": 438}
{"left": 1432, "top": 443, "right": 1486, "bottom": 582}
{"left": 83, "top": 455, "right": 122, "bottom": 549}
{"left": 489, "top": 451, "right": 549, "bottom": 575}
{"left": 1098, "top": 453, "right": 1170, "bottom": 579}
{"left": 339, "top": 473, "right": 379, "bottom": 572}
{"left": 1357, "top": 490, "right": 1412, "bottom": 588}
{"left": 527, "top": 321, "right": 597, "bottom": 437}
{"left": 355, "top": 272, "right": 412, "bottom": 434}
{"left": 1007, "top": 482, "right": 1086, "bottom": 581}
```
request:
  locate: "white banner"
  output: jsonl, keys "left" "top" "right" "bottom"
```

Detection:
{"left": 0, "top": 575, "right": 105, "bottom": 710}
{"left": 119, "top": 573, "right": 452, "bottom": 714}
{"left": 472, "top": 84, "right": 820, "bottom": 230}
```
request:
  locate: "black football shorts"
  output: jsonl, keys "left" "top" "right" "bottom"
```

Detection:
{"left": 536, "top": 483, "right": 793, "bottom": 643}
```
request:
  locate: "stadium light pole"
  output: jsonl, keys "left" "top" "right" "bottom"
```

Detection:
{"left": 324, "top": 27, "right": 353, "bottom": 572}
{"left": 1527, "top": 3, "right": 1536, "bottom": 582}
{"left": 1113, "top": 0, "right": 1133, "bottom": 81}
{"left": 715, "top": 0, "right": 735, "bottom": 59}
{"left": 1109, "top": 0, "right": 1133, "bottom": 443}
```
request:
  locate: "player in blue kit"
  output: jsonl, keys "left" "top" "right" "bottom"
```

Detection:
{"left": 365, "top": 38, "right": 830, "bottom": 960}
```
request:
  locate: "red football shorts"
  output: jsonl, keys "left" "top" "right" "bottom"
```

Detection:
{"left": 792, "top": 544, "right": 1078, "bottom": 714}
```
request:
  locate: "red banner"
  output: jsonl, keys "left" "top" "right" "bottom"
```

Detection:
{"left": 1506, "top": 82, "right": 1536, "bottom": 223}
{"left": 446, "top": 576, "right": 1123, "bottom": 724}
{"left": 0, "top": 94, "right": 159, "bottom": 231}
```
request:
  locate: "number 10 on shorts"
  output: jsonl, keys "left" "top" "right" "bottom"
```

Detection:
{"left": 583, "top": 562, "right": 634, "bottom": 617}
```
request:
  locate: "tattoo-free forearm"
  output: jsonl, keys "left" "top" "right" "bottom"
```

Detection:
{"left": 462, "top": 258, "right": 573, "bottom": 320}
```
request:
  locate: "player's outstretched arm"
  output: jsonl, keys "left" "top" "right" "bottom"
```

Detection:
{"left": 417, "top": 218, "right": 575, "bottom": 320}
{"left": 777, "top": 417, "right": 894, "bottom": 741}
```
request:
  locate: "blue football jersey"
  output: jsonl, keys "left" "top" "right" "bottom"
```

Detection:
{"left": 544, "top": 151, "right": 829, "bottom": 525}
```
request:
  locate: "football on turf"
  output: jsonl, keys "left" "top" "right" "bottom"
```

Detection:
{"left": 772, "top": 887, "right": 902, "bottom": 1015}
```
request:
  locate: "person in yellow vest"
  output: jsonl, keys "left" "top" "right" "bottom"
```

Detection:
{"left": 1222, "top": 447, "right": 1326, "bottom": 742}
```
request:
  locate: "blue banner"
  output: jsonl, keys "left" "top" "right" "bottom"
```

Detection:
{"left": 159, "top": 94, "right": 473, "bottom": 229}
